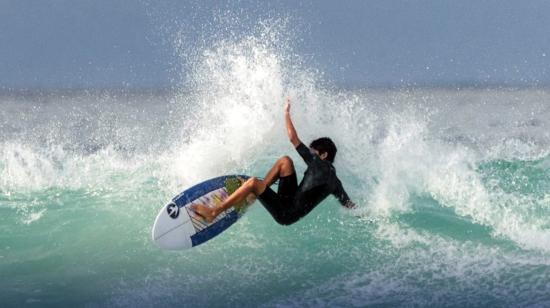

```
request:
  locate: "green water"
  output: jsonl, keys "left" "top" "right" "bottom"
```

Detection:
{"left": 2, "top": 154, "right": 549, "bottom": 306}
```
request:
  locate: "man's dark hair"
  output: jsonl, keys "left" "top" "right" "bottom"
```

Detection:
{"left": 310, "top": 137, "right": 337, "bottom": 163}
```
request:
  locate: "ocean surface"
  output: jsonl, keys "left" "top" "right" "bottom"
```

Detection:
{"left": 2, "top": 36, "right": 550, "bottom": 307}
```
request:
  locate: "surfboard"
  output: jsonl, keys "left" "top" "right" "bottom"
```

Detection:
{"left": 151, "top": 175, "right": 254, "bottom": 250}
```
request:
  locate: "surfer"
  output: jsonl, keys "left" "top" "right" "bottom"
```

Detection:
{"left": 192, "top": 98, "right": 355, "bottom": 225}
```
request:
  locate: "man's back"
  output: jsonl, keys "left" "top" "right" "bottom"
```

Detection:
{"left": 293, "top": 142, "right": 351, "bottom": 218}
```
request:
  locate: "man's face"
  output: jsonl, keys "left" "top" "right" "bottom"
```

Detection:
{"left": 310, "top": 147, "right": 327, "bottom": 160}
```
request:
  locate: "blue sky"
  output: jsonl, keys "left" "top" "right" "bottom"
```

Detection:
{"left": 1, "top": 0, "right": 549, "bottom": 89}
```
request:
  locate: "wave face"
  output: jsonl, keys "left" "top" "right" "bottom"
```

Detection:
{"left": 1, "top": 23, "right": 550, "bottom": 307}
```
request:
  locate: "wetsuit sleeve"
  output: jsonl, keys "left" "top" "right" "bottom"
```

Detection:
{"left": 333, "top": 179, "right": 354, "bottom": 208}
{"left": 295, "top": 142, "right": 314, "bottom": 164}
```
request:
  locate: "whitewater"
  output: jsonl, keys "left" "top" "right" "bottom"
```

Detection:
{"left": 1, "top": 31, "right": 550, "bottom": 307}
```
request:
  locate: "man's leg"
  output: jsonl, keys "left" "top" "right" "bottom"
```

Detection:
{"left": 262, "top": 156, "right": 295, "bottom": 187}
{"left": 191, "top": 156, "right": 295, "bottom": 222}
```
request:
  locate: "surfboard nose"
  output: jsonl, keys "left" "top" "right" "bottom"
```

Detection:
{"left": 151, "top": 203, "right": 194, "bottom": 250}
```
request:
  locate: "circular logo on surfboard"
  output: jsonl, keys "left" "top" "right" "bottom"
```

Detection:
{"left": 167, "top": 203, "right": 179, "bottom": 219}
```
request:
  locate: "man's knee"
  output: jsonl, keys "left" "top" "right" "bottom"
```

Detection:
{"left": 246, "top": 177, "right": 265, "bottom": 194}
{"left": 245, "top": 177, "right": 260, "bottom": 187}
{"left": 278, "top": 156, "right": 295, "bottom": 175}
{"left": 278, "top": 155, "right": 293, "bottom": 165}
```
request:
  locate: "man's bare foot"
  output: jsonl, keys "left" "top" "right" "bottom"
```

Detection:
{"left": 190, "top": 204, "right": 217, "bottom": 223}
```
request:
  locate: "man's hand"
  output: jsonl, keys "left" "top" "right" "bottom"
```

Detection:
{"left": 284, "top": 97, "right": 291, "bottom": 114}
{"left": 284, "top": 97, "right": 300, "bottom": 147}
{"left": 344, "top": 201, "right": 357, "bottom": 209}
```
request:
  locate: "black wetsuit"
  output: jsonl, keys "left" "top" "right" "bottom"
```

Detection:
{"left": 258, "top": 142, "right": 351, "bottom": 225}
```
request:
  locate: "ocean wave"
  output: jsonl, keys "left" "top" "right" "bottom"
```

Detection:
{"left": 1, "top": 20, "right": 550, "bottom": 306}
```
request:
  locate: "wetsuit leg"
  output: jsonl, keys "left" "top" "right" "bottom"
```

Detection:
{"left": 258, "top": 173, "right": 302, "bottom": 225}
{"left": 277, "top": 172, "right": 298, "bottom": 197}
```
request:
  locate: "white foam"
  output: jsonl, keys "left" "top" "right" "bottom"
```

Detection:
{"left": 363, "top": 108, "right": 550, "bottom": 251}
{"left": 163, "top": 28, "right": 312, "bottom": 187}
{"left": 0, "top": 142, "right": 151, "bottom": 191}
{"left": 22, "top": 208, "right": 47, "bottom": 225}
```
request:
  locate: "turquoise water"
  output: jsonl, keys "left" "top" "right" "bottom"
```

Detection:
{"left": 2, "top": 35, "right": 550, "bottom": 307}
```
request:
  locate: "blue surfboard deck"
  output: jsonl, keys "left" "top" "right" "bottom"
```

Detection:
{"left": 152, "top": 175, "right": 253, "bottom": 250}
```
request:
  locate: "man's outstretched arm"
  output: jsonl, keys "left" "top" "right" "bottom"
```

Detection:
{"left": 284, "top": 98, "right": 301, "bottom": 147}
{"left": 334, "top": 180, "right": 356, "bottom": 209}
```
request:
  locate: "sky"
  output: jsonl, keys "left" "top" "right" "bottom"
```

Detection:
{"left": 1, "top": 0, "right": 550, "bottom": 89}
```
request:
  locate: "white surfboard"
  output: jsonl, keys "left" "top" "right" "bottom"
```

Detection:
{"left": 152, "top": 175, "right": 254, "bottom": 250}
